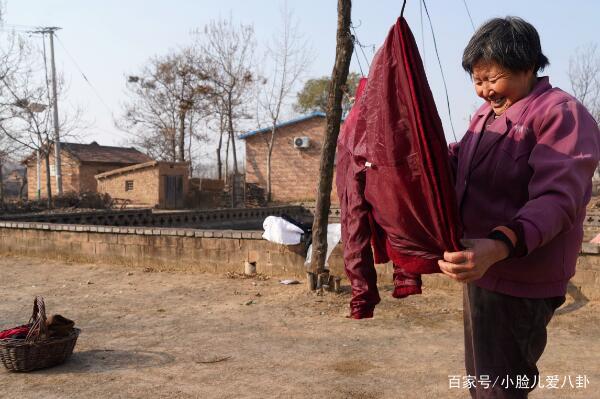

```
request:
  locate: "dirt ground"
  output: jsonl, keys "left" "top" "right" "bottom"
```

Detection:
{"left": 0, "top": 255, "right": 598, "bottom": 399}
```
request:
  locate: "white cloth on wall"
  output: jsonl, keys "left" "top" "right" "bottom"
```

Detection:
{"left": 304, "top": 223, "right": 342, "bottom": 268}
{"left": 262, "top": 216, "right": 305, "bottom": 245}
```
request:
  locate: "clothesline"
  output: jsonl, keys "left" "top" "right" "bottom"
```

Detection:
{"left": 349, "top": 0, "right": 477, "bottom": 143}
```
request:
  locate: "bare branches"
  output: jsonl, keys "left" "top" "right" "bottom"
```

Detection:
{"left": 258, "top": 3, "right": 312, "bottom": 202}
{"left": 0, "top": 30, "right": 84, "bottom": 204}
{"left": 119, "top": 48, "right": 211, "bottom": 164}
{"left": 569, "top": 43, "right": 600, "bottom": 122}
{"left": 196, "top": 16, "right": 256, "bottom": 179}
{"left": 261, "top": 3, "right": 312, "bottom": 121}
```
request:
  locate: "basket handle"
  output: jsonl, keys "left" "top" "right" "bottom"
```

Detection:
{"left": 25, "top": 296, "right": 49, "bottom": 343}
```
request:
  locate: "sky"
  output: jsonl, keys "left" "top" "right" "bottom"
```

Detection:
{"left": 2, "top": 0, "right": 599, "bottom": 156}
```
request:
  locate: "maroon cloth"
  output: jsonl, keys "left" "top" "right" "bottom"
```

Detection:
{"left": 0, "top": 325, "right": 30, "bottom": 340}
{"left": 392, "top": 264, "right": 422, "bottom": 298}
{"left": 337, "top": 17, "right": 462, "bottom": 318}
{"left": 450, "top": 77, "right": 600, "bottom": 297}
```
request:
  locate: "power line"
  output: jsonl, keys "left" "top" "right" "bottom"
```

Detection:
{"left": 41, "top": 34, "right": 53, "bottom": 135}
{"left": 421, "top": 0, "right": 457, "bottom": 142}
{"left": 462, "top": 0, "right": 476, "bottom": 31}
{"left": 0, "top": 27, "right": 34, "bottom": 34}
{"left": 419, "top": 0, "right": 426, "bottom": 70}
{"left": 350, "top": 22, "right": 373, "bottom": 72}
{"left": 351, "top": 40, "right": 365, "bottom": 76}
{"left": 53, "top": 33, "right": 115, "bottom": 118}
{"left": 3, "top": 23, "right": 40, "bottom": 30}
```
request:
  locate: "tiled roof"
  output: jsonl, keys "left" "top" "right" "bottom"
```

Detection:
{"left": 61, "top": 141, "right": 152, "bottom": 164}
{"left": 95, "top": 161, "right": 189, "bottom": 180}
{"left": 95, "top": 161, "right": 159, "bottom": 179}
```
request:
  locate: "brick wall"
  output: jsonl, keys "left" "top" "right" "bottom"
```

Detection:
{"left": 25, "top": 151, "right": 140, "bottom": 199}
{"left": 244, "top": 116, "right": 339, "bottom": 204}
{"left": 2, "top": 221, "right": 599, "bottom": 299}
{"left": 97, "top": 168, "right": 159, "bottom": 206}
{"left": 80, "top": 162, "right": 136, "bottom": 193}
{"left": 96, "top": 162, "right": 189, "bottom": 208}
{"left": 26, "top": 151, "right": 80, "bottom": 199}
{"left": 0, "top": 222, "right": 341, "bottom": 279}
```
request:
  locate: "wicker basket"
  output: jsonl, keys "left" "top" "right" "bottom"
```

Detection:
{"left": 0, "top": 297, "right": 80, "bottom": 372}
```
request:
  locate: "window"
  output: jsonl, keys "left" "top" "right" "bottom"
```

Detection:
{"left": 125, "top": 180, "right": 134, "bottom": 191}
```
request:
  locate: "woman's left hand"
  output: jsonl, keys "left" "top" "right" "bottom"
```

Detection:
{"left": 438, "top": 238, "right": 510, "bottom": 283}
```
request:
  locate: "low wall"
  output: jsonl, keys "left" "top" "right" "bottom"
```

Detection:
{"left": 1, "top": 221, "right": 599, "bottom": 300}
{"left": 0, "top": 206, "right": 312, "bottom": 230}
{"left": 0, "top": 221, "right": 329, "bottom": 278}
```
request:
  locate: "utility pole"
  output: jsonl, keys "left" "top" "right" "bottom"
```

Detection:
{"left": 36, "top": 147, "right": 41, "bottom": 199}
{"left": 32, "top": 27, "right": 63, "bottom": 195}
{"left": 48, "top": 27, "right": 62, "bottom": 195}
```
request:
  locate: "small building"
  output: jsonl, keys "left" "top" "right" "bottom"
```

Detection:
{"left": 96, "top": 161, "right": 189, "bottom": 209}
{"left": 23, "top": 141, "right": 152, "bottom": 199}
{"left": 240, "top": 112, "right": 339, "bottom": 204}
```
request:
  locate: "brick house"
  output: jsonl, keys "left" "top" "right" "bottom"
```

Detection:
{"left": 96, "top": 161, "right": 189, "bottom": 208}
{"left": 23, "top": 141, "right": 152, "bottom": 199}
{"left": 241, "top": 112, "right": 339, "bottom": 204}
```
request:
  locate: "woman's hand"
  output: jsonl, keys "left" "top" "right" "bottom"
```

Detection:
{"left": 438, "top": 238, "right": 510, "bottom": 283}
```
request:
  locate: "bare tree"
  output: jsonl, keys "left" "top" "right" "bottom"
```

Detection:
{"left": 0, "top": 131, "right": 17, "bottom": 207}
{"left": 0, "top": 33, "right": 81, "bottom": 206}
{"left": 0, "top": 31, "right": 22, "bottom": 207}
{"left": 203, "top": 94, "right": 229, "bottom": 180}
{"left": 310, "top": 0, "right": 353, "bottom": 279}
{"left": 259, "top": 3, "right": 311, "bottom": 203}
{"left": 196, "top": 17, "right": 256, "bottom": 205}
{"left": 569, "top": 43, "right": 600, "bottom": 122}
{"left": 119, "top": 48, "right": 211, "bottom": 171}
{"left": 569, "top": 43, "right": 600, "bottom": 181}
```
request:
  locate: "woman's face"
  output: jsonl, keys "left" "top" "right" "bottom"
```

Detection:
{"left": 471, "top": 60, "right": 535, "bottom": 115}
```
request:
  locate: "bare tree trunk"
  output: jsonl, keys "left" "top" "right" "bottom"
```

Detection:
{"left": 266, "top": 150, "right": 272, "bottom": 203}
{"left": 229, "top": 130, "right": 237, "bottom": 207}
{"left": 216, "top": 111, "right": 225, "bottom": 181}
{"left": 0, "top": 162, "right": 4, "bottom": 209}
{"left": 170, "top": 128, "right": 177, "bottom": 162}
{"left": 267, "top": 126, "right": 276, "bottom": 203}
{"left": 44, "top": 151, "right": 52, "bottom": 208}
{"left": 20, "top": 175, "right": 27, "bottom": 200}
{"left": 178, "top": 110, "right": 186, "bottom": 162}
{"left": 224, "top": 130, "right": 230, "bottom": 186}
{"left": 229, "top": 125, "right": 238, "bottom": 174}
{"left": 227, "top": 92, "right": 239, "bottom": 207}
{"left": 216, "top": 129, "right": 224, "bottom": 181}
{"left": 310, "top": 0, "right": 353, "bottom": 276}
{"left": 187, "top": 113, "right": 194, "bottom": 177}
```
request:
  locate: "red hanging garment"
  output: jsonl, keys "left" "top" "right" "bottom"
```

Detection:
{"left": 336, "top": 17, "right": 462, "bottom": 319}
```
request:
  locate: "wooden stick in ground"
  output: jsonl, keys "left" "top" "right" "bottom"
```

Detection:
{"left": 310, "top": 0, "right": 353, "bottom": 278}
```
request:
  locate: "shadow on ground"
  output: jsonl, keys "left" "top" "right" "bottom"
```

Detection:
{"left": 35, "top": 349, "right": 176, "bottom": 374}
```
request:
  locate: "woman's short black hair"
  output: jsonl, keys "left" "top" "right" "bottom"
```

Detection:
{"left": 462, "top": 16, "right": 549, "bottom": 74}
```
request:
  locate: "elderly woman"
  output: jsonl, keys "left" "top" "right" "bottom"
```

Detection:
{"left": 440, "top": 17, "right": 600, "bottom": 398}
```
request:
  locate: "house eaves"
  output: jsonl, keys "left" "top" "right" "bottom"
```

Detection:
{"left": 95, "top": 161, "right": 159, "bottom": 180}
{"left": 239, "top": 111, "right": 326, "bottom": 140}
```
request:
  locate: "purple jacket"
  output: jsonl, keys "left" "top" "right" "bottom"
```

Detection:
{"left": 450, "top": 77, "right": 600, "bottom": 298}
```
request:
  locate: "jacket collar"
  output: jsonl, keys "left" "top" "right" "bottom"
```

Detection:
{"left": 474, "top": 76, "right": 552, "bottom": 123}
{"left": 465, "top": 76, "right": 552, "bottom": 173}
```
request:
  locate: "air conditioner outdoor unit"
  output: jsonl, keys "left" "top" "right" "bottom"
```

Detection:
{"left": 293, "top": 136, "right": 310, "bottom": 149}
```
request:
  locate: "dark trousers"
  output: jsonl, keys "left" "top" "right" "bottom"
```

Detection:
{"left": 463, "top": 283, "right": 565, "bottom": 399}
